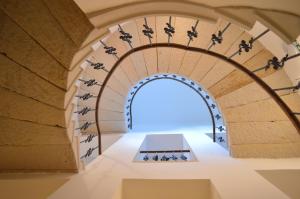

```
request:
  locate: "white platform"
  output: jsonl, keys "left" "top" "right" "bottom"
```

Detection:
{"left": 50, "top": 127, "right": 300, "bottom": 199}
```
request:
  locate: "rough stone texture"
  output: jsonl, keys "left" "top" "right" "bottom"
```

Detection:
{"left": 189, "top": 55, "right": 218, "bottom": 81}
{"left": 210, "top": 49, "right": 274, "bottom": 98}
{"left": 227, "top": 121, "right": 300, "bottom": 145}
{"left": 0, "top": 54, "right": 65, "bottom": 109}
{"left": 0, "top": 87, "right": 65, "bottom": 127}
{"left": 0, "top": 117, "right": 69, "bottom": 146}
{"left": 201, "top": 33, "right": 264, "bottom": 90}
{"left": 0, "top": 0, "right": 93, "bottom": 171}
{"left": 215, "top": 69, "right": 299, "bottom": 158}
{"left": 217, "top": 82, "right": 269, "bottom": 109}
{"left": 214, "top": 65, "right": 300, "bottom": 158}
{"left": 217, "top": 70, "right": 294, "bottom": 109}
{"left": 282, "top": 93, "right": 300, "bottom": 113}
{"left": 189, "top": 21, "right": 243, "bottom": 81}
{"left": 80, "top": 28, "right": 107, "bottom": 49}
{"left": 200, "top": 61, "right": 235, "bottom": 89}
{"left": 218, "top": 74, "right": 300, "bottom": 158}
{"left": 0, "top": 10, "right": 68, "bottom": 89}
{"left": 0, "top": 144, "right": 77, "bottom": 171}
{"left": 0, "top": 0, "right": 78, "bottom": 68}
{"left": 43, "top": 0, "right": 93, "bottom": 46}
{"left": 223, "top": 99, "right": 289, "bottom": 122}
{"left": 70, "top": 45, "right": 92, "bottom": 70}
{"left": 262, "top": 70, "right": 293, "bottom": 93}
{"left": 179, "top": 51, "right": 202, "bottom": 77}
{"left": 255, "top": 10, "right": 300, "bottom": 44}
{"left": 231, "top": 143, "right": 300, "bottom": 158}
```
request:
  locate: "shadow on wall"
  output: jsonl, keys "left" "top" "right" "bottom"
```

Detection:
{"left": 130, "top": 79, "right": 212, "bottom": 132}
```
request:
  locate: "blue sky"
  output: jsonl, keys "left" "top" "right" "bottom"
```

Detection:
{"left": 131, "top": 79, "right": 212, "bottom": 131}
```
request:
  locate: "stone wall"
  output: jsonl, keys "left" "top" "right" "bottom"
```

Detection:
{"left": 0, "top": 0, "right": 93, "bottom": 171}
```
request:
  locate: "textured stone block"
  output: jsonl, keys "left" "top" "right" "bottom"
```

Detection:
{"left": 216, "top": 70, "right": 294, "bottom": 109}
{"left": 263, "top": 70, "right": 293, "bottom": 95}
{"left": 43, "top": 0, "right": 93, "bottom": 46}
{"left": 179, "top": 51, "right": 202, "bottom": 77}
{"left": 0, "top": 87, "right": 65, "bottom": 127}
{"left": 217, "top": 82, "right": 269, "bottom": 109}
{"left": 210, "top": 50, "right": 274, "bottom": 98}
{"left": 227, "top": 121, "right": 300, "bottom": 145}
{"left": 231, "top": 143, "right": 300, "bottom": 158}
{"left": 0, "top": 54, "right": 65, "bottom": 108}
{"left": 0, "top": 11, "right": 68, "bottom": 89}
{"left": 0, "top": 0, "right": 78, "bottom": 67}
{"left": 224, "top": 99, "right": 289, "bottom": 122}
{"left": 282, "top": 93, "right": 300, "bottom": 113}
{"left": 0, "top": 144, "right": 77, "bottom": 170}
{"left": 0, "top": 117, "right": 69, "bottom": 146}
{"left": 200, "top": 61, "right": 235, "bottom": 89}
{"left": 189, "top": 55, "right": 218, "bottom": 82}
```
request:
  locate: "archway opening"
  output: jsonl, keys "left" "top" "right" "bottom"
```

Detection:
{"left": 131, "top": 78, "right": 211, "bottom": 132}
{"left": 125, "top": 74, "right": 226, "bottom": 144}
